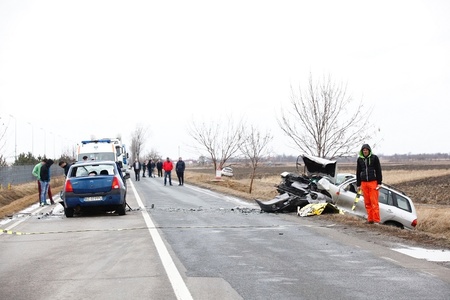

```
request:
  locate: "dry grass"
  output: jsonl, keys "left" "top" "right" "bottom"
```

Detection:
{"left": 0, "top": 177, "right": 64, "bottom": 219}
{"left": 382, "top": 169, "right": 450, "bottom": 185}
{"left": 415, "top": 206, "right": 450, "bottom": 240}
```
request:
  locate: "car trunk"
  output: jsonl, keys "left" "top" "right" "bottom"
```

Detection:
{"left": 69, "top": 177, "right": 114, "bottom": 194}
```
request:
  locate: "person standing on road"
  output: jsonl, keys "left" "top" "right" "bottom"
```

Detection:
{"left": 133, "top": 158, "right": 142, "bottom": 181}
{"left": 156, "top": 159, "right": 163, "bottom": 177}
{"left": 32, "top": 159, "right": 55, "bottom": 205}
{"left": 163, "top": 157, "right": 173, "bottom": 186}
{"left": 175, "top": 157, "right": 186, "bottom": 186}
{"left": 142, "top": 160, "right": 147, "bottom": 178}
{"left": 39, "top": 159, "right": 54, "bottom": 206}
{"left": 148, "top": 159, "right": 155, "bottom": 178}
{"left": 356, "top": 144, "right": 382, "bottom": 224}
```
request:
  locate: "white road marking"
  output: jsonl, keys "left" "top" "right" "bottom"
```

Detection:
{"left": 130, "top": 180, "right": 193, "bottom": 300}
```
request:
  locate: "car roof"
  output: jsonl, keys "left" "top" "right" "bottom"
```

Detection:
{"left": 71, "top": 160, "right": 117, "bottom": 167}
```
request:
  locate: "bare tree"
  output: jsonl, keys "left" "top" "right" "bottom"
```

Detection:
{"left": 278, "top": 74, "right": 376, "bottom": 158}
{"left": 130, "top": 124, "right": 148, "bottom": 161}
{"left": 188, "top": 116, "right": 245, "bottom": 171}
{"left": 240, "top": 126, "right": 273, "bottom": 193}
{"left": 144, "top": 148, "right": 161, "bottom": 163}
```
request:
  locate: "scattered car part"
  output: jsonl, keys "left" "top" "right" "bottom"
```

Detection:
{"left": 255, "top": 193, "right": 308, "bottom": 213}
{"left": 352, "top": 190, "right": 362, "bottom": 210}
{"left": 297, "top": 203, "right": 341, "bottom": 217}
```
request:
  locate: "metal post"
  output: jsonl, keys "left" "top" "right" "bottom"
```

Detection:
{"left": 9, "top": 114, "right": 16, "bottom": 162}
{"left": 27, "top": 122, "right": 34, "bottom": 156}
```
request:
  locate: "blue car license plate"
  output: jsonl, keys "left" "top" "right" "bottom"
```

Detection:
{"left": 84, "top": 196, "right": 103, "bottom": 202}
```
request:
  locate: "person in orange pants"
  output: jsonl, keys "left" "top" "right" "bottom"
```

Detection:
{"left": 356, "top": 144, "right": 382, "bottom": 224}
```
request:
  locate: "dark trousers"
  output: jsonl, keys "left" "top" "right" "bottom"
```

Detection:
{"left": 142, "top": 167, "right": 146, "bottom": 177}
{"left": 157, "top": 168, "right": 163, "bottom": 177}
{"left": 134, "top": 170, "right": 140, "bottom": 181}
{"left": 164, "top": 171, "right": 172, "bottom": 185}
{"left": 176, "top": 171, "right": 184, "bottom": 185}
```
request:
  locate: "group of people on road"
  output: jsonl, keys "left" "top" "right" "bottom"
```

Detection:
{"left": 32, "top": 158, "right": 55, "bottom": 206}
{"left": 132, "top": 157, "right": 185, "bottom": 186}
{"left": 32, "top": 158, "right": 76, "bottom": 206}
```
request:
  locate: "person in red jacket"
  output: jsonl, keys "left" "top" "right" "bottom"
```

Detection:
{"left": 162, "top": 157, "right": 173, "bottom": 186}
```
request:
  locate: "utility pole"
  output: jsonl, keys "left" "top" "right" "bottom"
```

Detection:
{"left": 9, "top": 114, "right": 17, "bottom": 162}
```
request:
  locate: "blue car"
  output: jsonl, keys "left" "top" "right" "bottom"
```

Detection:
{"left": 62, "top": 160, "right": 130, "bottom": 217}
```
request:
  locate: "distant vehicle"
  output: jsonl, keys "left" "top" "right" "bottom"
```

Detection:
{"left": 318, "top": 176, "right": 418, "bottom": 230}
{"left": 77, "top": 138, "right": 129, "bottom": 175}
{"left": 221, "top": 167, "right": 234, "bottom": 177}
{"left": 61, "top": 160, "right": 130, "bottom": 217}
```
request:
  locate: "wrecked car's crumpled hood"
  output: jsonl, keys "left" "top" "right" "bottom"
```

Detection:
{"left": 301, "top": 154, "right": 337, "bottom": 184}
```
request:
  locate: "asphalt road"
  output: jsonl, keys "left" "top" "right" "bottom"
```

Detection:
{"left": 1, "top": 175, "right": 449, "bottom": 300}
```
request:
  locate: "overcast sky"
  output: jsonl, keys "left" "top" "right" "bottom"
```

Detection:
{"left": 1, "top": 0, "right": 449, "bottom": 163}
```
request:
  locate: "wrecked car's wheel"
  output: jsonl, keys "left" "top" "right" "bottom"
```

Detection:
{"left": 64, "top": 207, "right": 74, "bottom": 218}
{"left": 384, "top": 221, "right": 404, "bottom": 229}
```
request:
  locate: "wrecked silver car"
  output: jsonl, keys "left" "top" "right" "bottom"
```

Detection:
{"left": 317, "top": 176, "right": 418, "bottom": 229}
{"left": 255, "top": 154, "right": 336, "bottom": 213}
{"left": 255, "top": 154, "right": 418, "bottom": 230}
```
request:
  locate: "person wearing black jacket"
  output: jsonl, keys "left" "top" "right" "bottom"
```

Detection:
{"left": 142, "top": 160, "right": 147, "bottom": 178}
{"left": 156, "top": 159, "right": 163, "bottom": 177}
{"left": 175, "top": 157, "right": 186, "bottom": 186}
{"left": 148, "top": 159, "right": 156, "bottom": 178}
{"left": 356, "top": 144, "right": 382, "bottom": 224}
{"left": 58, "top": 160, "right": 72, "bottom": 177}
{"left": 133, "top": 158, "right": 141, "bottom": 181}
{"left": 39, "top": 159, "right": 54, "bottom": 206}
